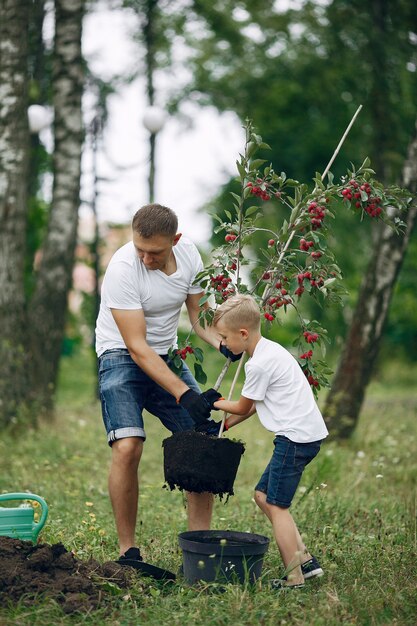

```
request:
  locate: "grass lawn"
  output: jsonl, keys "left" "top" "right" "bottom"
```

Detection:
{"left": 0, "top": 347, "right": 416, "bottom": 625}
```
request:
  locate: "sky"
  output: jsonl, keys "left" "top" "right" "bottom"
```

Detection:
{"left": 81, "top": 4, "right": 245, "bottom": 245}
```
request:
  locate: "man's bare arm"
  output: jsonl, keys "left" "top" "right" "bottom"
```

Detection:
{"left": 111, "top": 308, "right": 189, "bottom": 400}
{"left": 185, "top": 292, "right": 221, "bottom": 349}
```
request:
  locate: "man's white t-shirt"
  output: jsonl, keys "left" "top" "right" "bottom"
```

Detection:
{"left": 242, "top": 337, "right": 329, "bottom": 443}
{"left": 95, "top": 236, "right": 203, "bottom": 356}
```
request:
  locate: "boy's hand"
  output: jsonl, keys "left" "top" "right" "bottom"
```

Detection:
{"left": 201, "top": 388, "right": 222, "bottom": 409}
{"left": 219, "top": 343, "right": 242, "bottom": 362}
{"left": 195, "top": 417, "right": 228, "bottom": 436}
{"left": 178, "top": 389, "right": 211, "bottom": 425}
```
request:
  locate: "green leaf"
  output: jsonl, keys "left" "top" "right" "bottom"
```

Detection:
{"left": 236, "top": 160, "right": 246, "bottom": 179}
{"left": 224, "top": 210, "right": 232, "bottom": 220}
{"left": 289, "top": 206, "right": 300, "bottom": 223}
{"left": 250, "top": 159, "right": 266, "bottom": 169}
{"left": 359, "top": 156, "right": 371, "bottom": 170}
{"left": 246, "top": 141, "right": 257, "bottom": 158}
{"left": 194, "top": 363, "right": 207, "bottom": 385}
{"left": 193, "top": 347, "right": 204, "bottom": 363}
{"left": 198, "top": 294, "right": 210, "bottom": 306}
{"left": 245, "top": 205, "right": 260, "bottom": 216}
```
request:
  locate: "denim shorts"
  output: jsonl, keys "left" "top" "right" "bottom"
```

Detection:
{"left": 98, "top": 348, "right": 201, "bottom": 445}
{"left": 255, "top": 435, "right": 322, "bottom": 508}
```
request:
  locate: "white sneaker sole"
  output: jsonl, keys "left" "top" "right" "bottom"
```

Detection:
{"left": 303, "top": 568, "right": 324, "bottom": 579}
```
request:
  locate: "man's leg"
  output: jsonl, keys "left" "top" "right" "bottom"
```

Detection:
{"left": 186, "top": 491, "right": 214, "bottom": 530}
{"left": 108, "top": 437, "right": 143, "bottom": 556}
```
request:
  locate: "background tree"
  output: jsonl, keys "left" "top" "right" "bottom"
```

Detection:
{"left": 27, "top": 0, "right": 85, "bottom": 411}
{"left": 0, "top": 0, "right": 85, "bottom": 427}
{"left": 324, "top": 123, "right": 417, "bottom": 438}
{"left": 0, "top": 0, "right": 31, "bottom": 423}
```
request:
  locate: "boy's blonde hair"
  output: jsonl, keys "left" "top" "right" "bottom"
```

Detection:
{"left": 213, "top": 294, "right": 260, "bottom": 330}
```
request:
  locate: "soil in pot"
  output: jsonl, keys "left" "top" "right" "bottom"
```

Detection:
{"left": 163, "top": 431, "right": 245, "bottom": 498}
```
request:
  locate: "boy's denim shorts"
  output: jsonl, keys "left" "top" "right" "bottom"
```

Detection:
{"left": 255, "top": 435, "right": 322, "bottom": 508}
{"left": 98, "top": 348, "right": 201, "bottom": 446}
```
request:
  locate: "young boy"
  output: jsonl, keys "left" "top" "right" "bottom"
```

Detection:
{"left": 211, "top": 293, "right": 328, "bottom": 589}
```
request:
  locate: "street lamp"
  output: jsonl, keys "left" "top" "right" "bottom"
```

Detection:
{"left": 142, "top": 105, "right": 166, "bottom": 203}
{"left": 28, "top": 105, "right": 53, "bottom": 134}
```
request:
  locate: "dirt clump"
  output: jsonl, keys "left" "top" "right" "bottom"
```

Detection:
{"left": 0, "top": 536, "right": 135, "bottom": 614}
{"left": 163, "top": 430, "right": 245, "bottom": 497}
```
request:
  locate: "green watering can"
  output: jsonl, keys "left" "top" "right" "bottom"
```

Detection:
{"left": 0, "top": 493, "right": 48, "bottom": 542}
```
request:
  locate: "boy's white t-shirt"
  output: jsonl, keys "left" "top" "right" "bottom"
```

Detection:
{"left": 242, "top": 337, "right": 328, "bottom": 443}
{"left": 95, "top": 236, "right": 203, "bottom": 356}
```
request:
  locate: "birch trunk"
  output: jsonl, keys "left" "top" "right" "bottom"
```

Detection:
{"left": 0, "top": 0, "right": 30, "bottom": 425}
{"left": 324, "top": 120, "right": 417, "bottom": 439}
{"left": 28, "top": 0, "right": 84, "bottom": 410}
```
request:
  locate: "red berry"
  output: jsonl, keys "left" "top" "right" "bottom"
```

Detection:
{"left": 268, "top": 239, "right": 275, "bottom": 247}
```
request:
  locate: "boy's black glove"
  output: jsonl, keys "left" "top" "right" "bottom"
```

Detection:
{"left": 196, "top": 418, "right": 228, "bottom": 436}
{"left": 200, "top": 388, "right": 222, "bottom": 410}
{"left": 219, "top": 343, "right": 242, "bottom": 362}
{"left": 178, "top": 389, "right": 211, "bottom": 426}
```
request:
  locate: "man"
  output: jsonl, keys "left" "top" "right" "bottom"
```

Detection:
{"left": 95, "top": 203, "right": 231, "bottom": 569}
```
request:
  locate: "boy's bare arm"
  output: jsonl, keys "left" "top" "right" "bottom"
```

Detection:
{"left": 214, "top": 395, "right": 254, "bottom": 417}
{"left": 225, "top": 405, "right": 256, "bottom": 429}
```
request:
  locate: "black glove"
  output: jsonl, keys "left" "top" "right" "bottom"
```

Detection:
{"left": 219, "top": 343, "right": 243, "bottom": 362}
{"left": 178, "top": 389, "right": 211, "bottom": 426}
{"left": 201, "top": 388, "right": 222, "bottom": 410}
{"left": 196, "top": 418, "right": 228, "bottom": 436}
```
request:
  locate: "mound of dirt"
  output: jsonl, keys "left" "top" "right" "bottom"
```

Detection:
{"left": 0, "top": 536, "right": 136, "bottom": 614}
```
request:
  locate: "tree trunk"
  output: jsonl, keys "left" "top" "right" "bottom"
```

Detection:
{"left": 0, "top": 0, "right": 31, "bottom": 426}
{"left": 28, "top": 0, "right": 84, "bottom": 411}
{"left": 324, "top": 120, "right": 417, "bottom": 439}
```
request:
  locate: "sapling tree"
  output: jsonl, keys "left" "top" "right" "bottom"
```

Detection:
{"left": 169, "top": 117, "right": 410, "bottom": 397}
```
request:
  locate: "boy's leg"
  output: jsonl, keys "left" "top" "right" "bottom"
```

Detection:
{"left": 255, "top": 490, "right": 312, "bottom": 563}
{"left": 255, "top": 490, "right": 303, "bottom": 585}
{"left": 109, "top": 437, "right": 143, "bottom": 556}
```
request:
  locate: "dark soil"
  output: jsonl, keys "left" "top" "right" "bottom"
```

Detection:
{"left": 163, "top": 431, "right": 245, "bottom": 497}
{"left": 0, "top": 536, "right": 136, "bottom": 614}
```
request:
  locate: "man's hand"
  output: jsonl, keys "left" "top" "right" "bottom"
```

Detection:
{"left": 201, "top": 388, "right": 222, "bottom": 410}
{"left": 219, "top": 343, "right": 242, "bottom": 362}
{"left": 178, "top": 389, "right": 211, "bottom": 426}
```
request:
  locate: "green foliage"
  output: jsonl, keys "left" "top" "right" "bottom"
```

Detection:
{"left": 168, "top": 0, "right": 417, "bottom": 361}
{"left": 190, "top": 121, "right": 409, "bottom": 394}
{"left": 0, "top": 349, "right": 416, "bottom": 624}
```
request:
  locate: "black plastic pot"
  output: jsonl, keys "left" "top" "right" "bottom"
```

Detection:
{"left": 163, "top": 431, "right": 245, "bottom": 498}
{"left": 178, "top": 530, "right": 270, "bottom": 584}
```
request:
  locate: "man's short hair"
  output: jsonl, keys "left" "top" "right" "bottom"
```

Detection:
{"left": 213, "top": 294, "right": 260, "bottom": 330}
{"left": 132, "top": 204, "right": 178, "bottom": 238}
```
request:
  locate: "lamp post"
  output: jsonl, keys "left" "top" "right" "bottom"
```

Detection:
{"left": 28, "top": 104, "right": 53, "bottom": 134}
{"left": 142, "top": 105, "right": 166, "bottom": 203}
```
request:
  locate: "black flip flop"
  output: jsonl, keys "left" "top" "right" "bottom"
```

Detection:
{"left": 116, "top": 557, "right": 176, "bottom": 581}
